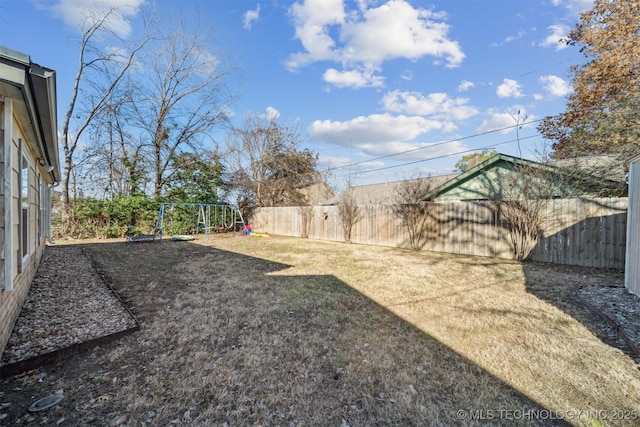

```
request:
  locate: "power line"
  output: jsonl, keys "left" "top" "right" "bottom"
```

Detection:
{"left": 334, "top": 133, "right": 540, "bottom": 177}
{"left": 327, "top": 118, "right": 544, "bottom": 172}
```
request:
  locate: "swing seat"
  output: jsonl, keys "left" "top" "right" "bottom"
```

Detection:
{"left": 171, "top": 234, "right": 195, "bottom": 241}
{"left": 126, "top": 224, "right": 159, "bottom": 243}
{"left": 127, "top": 233, "right": 157, "bottom": 243}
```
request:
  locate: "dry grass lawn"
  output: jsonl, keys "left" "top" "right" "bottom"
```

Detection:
{"left": 3, "top": 234, "right": 640, "bottom": 426}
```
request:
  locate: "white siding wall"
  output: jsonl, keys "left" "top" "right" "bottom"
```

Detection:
{"left": 0, "top": 99, "right": 49, "bottom": 357}
{"left": 625, "top": 155, "right": 640, "bottom": 296}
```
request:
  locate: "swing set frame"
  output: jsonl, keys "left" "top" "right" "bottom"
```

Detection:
{"left": 127, "top": 202, "right": 246, "bottom": 243}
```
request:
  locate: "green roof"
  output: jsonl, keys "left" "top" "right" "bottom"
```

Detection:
{"left": 424, "top": 153, "right": 625, "bottom": 201}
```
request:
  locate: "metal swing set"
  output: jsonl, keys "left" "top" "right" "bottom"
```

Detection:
{"left": 126, "top": 202, "right": 246, "bottom": 244}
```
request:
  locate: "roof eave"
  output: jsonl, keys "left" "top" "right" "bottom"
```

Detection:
{"left": 27, "top": 64, "right": 59, "bottom": 182}
{"left": 0, "top": 47, "right": 59, "bottom": 183}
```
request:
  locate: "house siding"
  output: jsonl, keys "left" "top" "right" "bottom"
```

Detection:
{"left": 0, "top": 103, "right": 4, "bottom": 289}
{"left": 0, "top": 97, "right": 51, "bottom": 356}
{"left": 0, "top": 48, "right": 58, "bottom": 357}
{"left": 430, "top": 154, "right": 623, "bottom": 202}
{"left": 435, "top": 162, "right": 518, "bottom": 201}
{"left": 0, "top": 239, "right": 44, "bottom": 356}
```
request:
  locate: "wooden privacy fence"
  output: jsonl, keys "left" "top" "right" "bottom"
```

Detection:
{"left": 251, "top": 198, "right": 628, "bottom": 269}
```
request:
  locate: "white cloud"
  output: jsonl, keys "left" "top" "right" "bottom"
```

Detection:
{"left": 347, "top": 139, "right": 466, "bottom": 160}
{"left": 458, "top": 80, "right": 474, "bottom": 92}
{"left": 504, "top": 29, "right": 525, "bottom": 43}
{"left": 476, "top": 107, "right": 535, "bottom": 134}
{"left": 477, "top": 112, "right": 516, "bottom": 135}
{"left": 309, "top": 113, "right": 453, "bottom": 147}
{"left": 400, "top": 70, "right": 413, "bottom": 81}
{"left": 257, "top": 106, "right": 280, "bottom": 121}
{"left": 539, "top": 75, "right": 571, "bottom": 97}
{"left": 339, "top": 1, "right": 464, "bottom": 67}
{"left": 287, "top": 0, "right": 345, "bottom": 68}
{"left": 319, "top": 138, "right": 467, "bottom": 165}
{"left": 287, "top": 0, "right": 465, "bottom": 87}
{"left": 554, "top": 0, "right": 593, "bottom": 16}
{"left": 49, "top": 0, "right": 145, "bottom": 38}
{"left": 317, "top": 155, "right": 355, "bottom": 170}
{"left": 323, "top": 68, "right": 385, "bottom": 88}
{"left": 543, "top": 1, "right": 592, "bottom": 51}
{"left": 540, "top": 24, "right": 570, "bottom": 50}
{"left": 244, "top": 4, "right": 261, "bottom": 30}
{"left": 310, "top": 111, "right": 470, "bottom": 166}
{"left": 496, "top": 78, "right": 523, "bottom": 98}
{"left": 382, "top": 90, "right": 478, "bottom": 121}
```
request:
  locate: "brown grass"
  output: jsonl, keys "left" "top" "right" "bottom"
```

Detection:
{"left": 5, "top": 234, "right": 640, "bottom": 426}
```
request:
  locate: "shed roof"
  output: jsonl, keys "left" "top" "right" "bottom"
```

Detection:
{"left": 328, "top": 174, "right": 458, "bottom": 206}
{"left": 424, "top": 154, "right": 546, "bottom": 201}
{"left": 425, "top": 152, "right": 626, "bottom": 201}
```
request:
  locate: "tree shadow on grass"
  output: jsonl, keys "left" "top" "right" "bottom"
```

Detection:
{"left": 2, "top": 239, "right": 568, "bottom": 426}
{"left": 96, "top": 240, "right": 566, "bottom": 425}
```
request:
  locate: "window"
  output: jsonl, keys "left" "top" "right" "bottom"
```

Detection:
{"left": 20, "top": 153, "right": 30, "bottom": 262}
{"left": 38, "top": 174, "right": 43, "bottom": 243}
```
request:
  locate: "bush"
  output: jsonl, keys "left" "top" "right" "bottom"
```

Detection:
{"left": 70, "top": 196, "right": 161, "bottom": 239}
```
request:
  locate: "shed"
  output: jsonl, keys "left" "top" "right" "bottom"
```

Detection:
{"left": 425, "top": 153, "right": 624, "bottom": 202}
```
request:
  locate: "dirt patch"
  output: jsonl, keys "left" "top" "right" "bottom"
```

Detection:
{"left": 1, "top": 235, "right": 639, "bottom": 426}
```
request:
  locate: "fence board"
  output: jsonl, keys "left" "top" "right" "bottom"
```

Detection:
{"left": 252, "top": 198, "right": 627, "bottom": 269}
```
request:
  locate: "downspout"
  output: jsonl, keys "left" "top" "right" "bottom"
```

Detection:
{"left": 47, "top": 183, "right": 55, "bottom": 245}
{"left": 24, "top": 70, "right": 53, "bottom": 178}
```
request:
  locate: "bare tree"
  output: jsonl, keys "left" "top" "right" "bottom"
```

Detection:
{"left": 393, "top": 175, "right": 437, "bottom": 250}
{"left": 130, "top": 19, "right": 238, "bottom": 197}
{"left": 81, "top": 86, "right": 150, "bottom": 198}
{"left": 60, "top": 8, "right": 151, "bottom": 225}
{"left": 228, "top": 114, "right": 320, "bottom": 208}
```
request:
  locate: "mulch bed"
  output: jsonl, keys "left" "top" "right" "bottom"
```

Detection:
{"left": 0, "top": 245, "right": 139, "bottom": 377}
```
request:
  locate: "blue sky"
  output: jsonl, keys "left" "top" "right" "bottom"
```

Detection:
{"left": 0, "top": 0, "right": 592, "bottom": 188}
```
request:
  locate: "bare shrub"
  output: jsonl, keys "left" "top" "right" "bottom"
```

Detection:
{"left": 488, "top": 164, "right": 558, "bottom": 261}
{"left": 393, "top": 176, "right": 436, "bottom": 250}
{"left": 494, "top": 197, "right": 547, "bottom": 262}
{"left": 338, "top": 188, "right": 361, "bottom": 243}
{"left": 298, "top": 205, "right": 313, "bottom": 238}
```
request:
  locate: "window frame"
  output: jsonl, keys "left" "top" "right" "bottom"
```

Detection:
{"left": 20, "top": 150, "right": 30, "bottom": 268}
